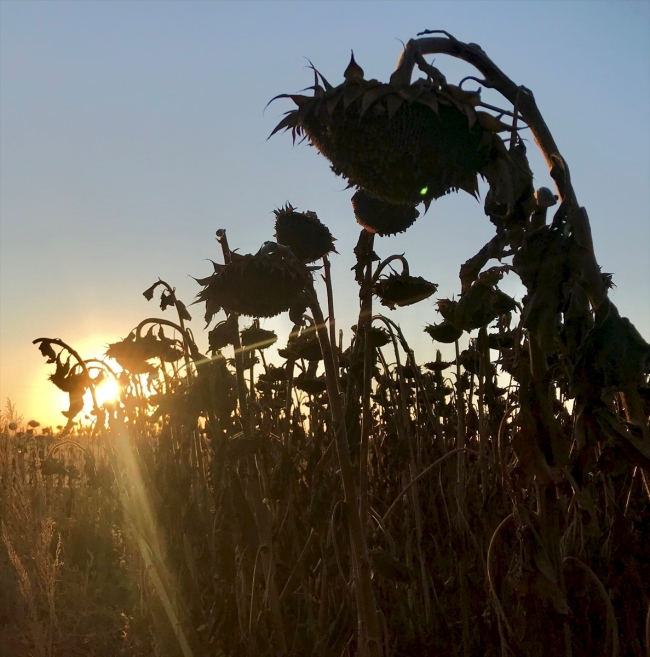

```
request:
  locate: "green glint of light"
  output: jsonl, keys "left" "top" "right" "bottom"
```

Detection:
{"left": 420, "top": 187, "right": 429, "bottom": 195}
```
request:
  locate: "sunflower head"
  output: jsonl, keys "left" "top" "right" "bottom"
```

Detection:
{"left": 273, "top": 203, "right": 337, "bottom": 263}
{"left": 294, "top": 373, "right": 327, "bottom": 395}
{"left": 240, "top": 324, "right": 278, "bottom": 351}
{"left": 195, "top": 243, "right": 310, "bottom": 321}
{"left": 270, "top": 53, "right": 500, "bottom": 208}
{"left": 373, "top": 274, "right": 438, "bottom": 310}
{"left": 106, "top": 327, "right": 183, "bottom": 373}
{"left": 424, "top": 321, "right": 464, "bottom": 344}
{"left": 207, "top": 315, "right": 239, "bottom": 353}
{"left": 351, "top": 191, "right": 420, "bottom": 236}
{"left": 452, "top": 281, "right": 517, "bottom": 332}
{"left": 351, "top": 324, "right": 392, "bottom": 348}
{"left": 278, "top": 326, "right": 322, "bottom": 361}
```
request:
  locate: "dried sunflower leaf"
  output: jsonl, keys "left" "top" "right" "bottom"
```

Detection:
{"left": 142, "top": 281, "right": 162, "bottom": 301}
{"left": 160, "top": 291, "right": 174, "bottom": 312}
{"left": 175, "top": 300, "right": 192, "bottom": 322}
{"left": 37, "top": 340, "right": 57, "bottom": 364}
{"left": 595, "top": 408, "right": 650, "bottom": 471}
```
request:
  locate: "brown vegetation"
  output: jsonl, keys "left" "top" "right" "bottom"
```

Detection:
{"left": 2, "top": 31, "right": 649, "bottom": 657}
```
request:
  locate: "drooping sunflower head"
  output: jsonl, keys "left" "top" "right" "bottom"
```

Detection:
{"left": 278, "top": 326, "right": 322, "bottom": 362}
{"left": 106, "top": 327, "right": 184, "bottom": 373}
{"left": 195, "top": 243, "right": 310, "bottom": 321}
{"left": 207, "top": 315, "right": 239, "bottom": 353}
{"left": 270, "top": 53, "right": 500, "bottom": 208}
{"left": 373, "top": 274, "right": 438, "bottom": 310}
{"left": 351, "top": 324, "right": 392, "bottom": 348}
{"left": 424, "top": 321, "right": 464, "bottom": 344}
{"left": 294, "top": 373, "right": 327, "bottom": 395}
{"left": 240, "top": 324, "right": 278, "bottom": 351}
{"left": 351, "top": 190, "right": 420, "bottom": 236}
{"left": 273, "top": 203, "right": 337, "bottom": 263}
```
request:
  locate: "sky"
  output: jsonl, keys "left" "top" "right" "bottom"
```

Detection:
{"left": 1, "top": 0, "right": 649, "bottom": 427}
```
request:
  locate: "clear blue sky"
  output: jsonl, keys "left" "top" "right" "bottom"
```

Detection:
{"left": 1, "top": 0, "right": 649, "bottom": 426}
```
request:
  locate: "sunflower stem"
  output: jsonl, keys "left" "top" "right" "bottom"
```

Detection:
{"left": 306, "top": 278, "right": 383, "bottom": 657}
{"left": 370, "top": 254, "right": 409, "bottom": 286}
{"left": 394, "top": 33, "right": 610, "bottom": 311}
{"left": 357, "top": 230, "right": 375, "bottom": 531}
{"left": 147, "top": 279, "right": 195, "bottom": 381}
{"left": 322, "top": 254, "right": 339, "bottom": 373}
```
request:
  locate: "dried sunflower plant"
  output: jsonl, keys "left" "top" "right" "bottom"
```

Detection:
{"left": 3, "top": 29, "right": 647, "bottom": 657}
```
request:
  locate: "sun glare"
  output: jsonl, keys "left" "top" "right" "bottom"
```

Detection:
{"left": 95, "top": 378, "right": 120, "bottom": 406}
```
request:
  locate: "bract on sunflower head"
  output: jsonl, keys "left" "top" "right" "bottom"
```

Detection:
{"left": 270, "top": 52, "right": 502, "bottom": 208}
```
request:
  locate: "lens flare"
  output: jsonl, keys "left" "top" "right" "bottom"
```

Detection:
{"left": 420, "top": 186, "right": 429, "bottom": 195}
{"left": 95, "top": 378, "right": 119, "bottom": 406}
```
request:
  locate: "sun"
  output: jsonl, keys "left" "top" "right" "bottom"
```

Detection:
{"left": 95, "top": 378, "right": 120, "bottom": 406}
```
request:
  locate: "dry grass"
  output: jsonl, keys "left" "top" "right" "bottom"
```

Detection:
{"left": 2, "top": 311, "right": 649, "bottom": 657}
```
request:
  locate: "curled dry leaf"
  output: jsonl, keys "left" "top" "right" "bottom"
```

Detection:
{"left": 142, "top": 281, "right": 162, "bottom": 301}
{"left": 482, "top": 141, "right": 534, "bottom": 228}
{"left": 48, "top": 354, "right": 91, "bottom": 420}
{"left": 37, "top": 340, "right": 58, "bottom": 364}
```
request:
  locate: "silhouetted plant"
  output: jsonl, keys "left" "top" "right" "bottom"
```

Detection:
{"left": 17, "top": 29, "right": 650, "bottom": 657}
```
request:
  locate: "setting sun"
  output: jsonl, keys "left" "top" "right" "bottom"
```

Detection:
{"left": 95, "top": 377, "right": 120, "bottom": 406}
